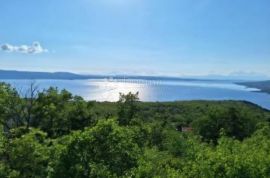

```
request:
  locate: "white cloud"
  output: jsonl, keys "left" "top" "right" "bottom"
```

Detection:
{"left": 1, "top": 42, "right": 48, "bottom": 54}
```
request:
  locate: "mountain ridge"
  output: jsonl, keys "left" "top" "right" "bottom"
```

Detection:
{"left": 0, "top": 69, "right": 269, "bottom": 82}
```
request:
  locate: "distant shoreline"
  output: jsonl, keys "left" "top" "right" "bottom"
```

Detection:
{"left": 237, "top": 81, "right": 270, "bottom": 94}
{"left": 1, "top": 69, "right": 270, "bottom": 95}
{"left": 0, "top": 69, "right": 263, "bottom": 82}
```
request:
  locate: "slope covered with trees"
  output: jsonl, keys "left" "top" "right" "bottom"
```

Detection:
{"left": 238, "top": 80, "right": 270, "bottom": 94}
{"left": 0, "top": 82, "right": 270, "bottom": 177}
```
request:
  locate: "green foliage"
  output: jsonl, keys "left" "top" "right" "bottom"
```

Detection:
{"left": 31, "top": 87, "right": 95, "bottom": 137}
{"left": 4, "top": 128, "right": 50, "bottom": 178}
{"left": 0, "top": 83, "right": 24, "bottom": 129}
{"left": 0, "top": 83, "right": 270, "bottom": 177}
{"left": 131, "top": 148, "right": 183, "bottom": 178}
{"left": 0, "top": 126, "right": 5, "bottom": 154}
{"left": 33, "top": 87, "right": 73, "bottom": 137}
{"left": 161, "top": 129, "right": 188, "bottom": 157}
{"left": 117, "top": 92, "right": 139, "bottom": 125}
{"left": 51, "top": 119, "right": 141, "bottom": 177}
{"left": 68, "top": 96, "right": 96, "bottom": 130}
{"left": 181, "top": 128, "right": 270, "bottom": 178}
{"left": 192, "top": 107, "right": 257, "bottom": 143}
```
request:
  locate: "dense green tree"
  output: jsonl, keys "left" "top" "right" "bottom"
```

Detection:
{"left": 4, "top": 128, "right": 49, "bottom": 178}
{"left": 51, "top": 119, "right": 141, "bottom": 177}
{"left": 161, "top": 129, "right": 188, "bottom": 157}
{"left": 131, "top": 148, "right": 184, "bottom": 178}
{"left": 68, "top": 96, "right": 96, "bottom": 130}
{"left": 0, "top": 126, "right": 4, "bottom": 154}
{"left": 32, "top": 87, "right": 95, "bottom": 137}
{"left": 192, "top": 107, "right": 256, "bottom": 143}
{"left": 117, "top": 92, "right": 139, "bottom": 125}
{"left": 0, "top": 83, "right": 24, "bottom": 130}
{"left": 33, "top": 87, "right": 73, "bottom": 137}
{"left": 0, "top": 126, "right": 20, "bottom": 178}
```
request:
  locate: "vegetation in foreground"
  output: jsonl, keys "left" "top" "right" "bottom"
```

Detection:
{"left": 1, "top": 82, "right": 270, "bottom": 178}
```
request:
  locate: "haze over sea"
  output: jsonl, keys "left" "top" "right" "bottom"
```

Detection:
{"left": 1, "top": 79, "right": 270, "bottom": 110}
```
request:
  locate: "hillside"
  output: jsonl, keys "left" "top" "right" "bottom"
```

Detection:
{"left": 0, "top": 70, "right": 106, "bottom": 80}
{"left": 238, "top": 80, "right": 270, "bottom": 94}
{"left": 0, "top": 69, "right": 263, "bottom": 82}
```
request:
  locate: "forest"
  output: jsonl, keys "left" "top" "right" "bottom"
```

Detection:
{"left": 1, "top": 82, "right": 270, "bottom": 178}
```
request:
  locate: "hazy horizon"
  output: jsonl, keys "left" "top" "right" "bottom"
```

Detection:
{"left": 0, "top": 68, "right": 270, "bottom": 81}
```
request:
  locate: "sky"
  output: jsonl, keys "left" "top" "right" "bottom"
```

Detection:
{"left": 0, "top": 0, "right": 270, "bottom": 77}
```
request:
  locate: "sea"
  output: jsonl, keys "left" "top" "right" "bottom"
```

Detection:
{"left": 1, "top": 79, "right": 270, "bottom": 110}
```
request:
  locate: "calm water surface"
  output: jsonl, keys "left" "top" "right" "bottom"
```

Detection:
{"left": 1, "top": 79, "right": 270, "bottom": 110}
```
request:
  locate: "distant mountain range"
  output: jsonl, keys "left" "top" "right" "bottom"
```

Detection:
{"left": 0, "top": 70, "right": 102, "bottom": 80}
{"left": 199, "top": 72, "right": 270, "bottom": 81}
{"left": 0, "top": 69, "right": 269, "bottom": 82}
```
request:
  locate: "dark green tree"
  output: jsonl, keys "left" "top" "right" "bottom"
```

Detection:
{"left": 117, "top": 92, "right": 139, "bottom": 125}
{"left": 51, "top": 119, "right": 141, "bottom": 177}
{"left": 192, "top": 107, "right": 256, "bottom": 143}
{"left": 4, "top": 128, "right": 49, "bottom": 178}
{"left": 33, "top": 87, "right": 73, "bottom": 137}
{"left": 0, "top": 83, "right": 25, "bottom": 130}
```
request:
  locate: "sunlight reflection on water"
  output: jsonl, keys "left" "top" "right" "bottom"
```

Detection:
{"left": 1, "top": 79, "right": 269, "bottom": 109}
{"left": 84, "top": 80, "right": 149, "bottom": 101}
{"left": 82, "top": 79, "right": 259, "bottom": 100}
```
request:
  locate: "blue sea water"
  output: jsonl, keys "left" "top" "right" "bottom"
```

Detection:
{"left": 1, "top": 79, "right": 270, "bottom": 110}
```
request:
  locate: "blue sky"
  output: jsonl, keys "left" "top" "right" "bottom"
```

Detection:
{"left": 0, "top": 0, "right": 269, "bottom": 77}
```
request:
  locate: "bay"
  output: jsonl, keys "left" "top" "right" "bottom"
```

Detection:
{"left": 1, "top": 79, "right": 270, "bottom": 110}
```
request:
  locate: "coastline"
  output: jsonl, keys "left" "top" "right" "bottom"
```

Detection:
{"left": 236, "top": 81, "right": 270, "bottom": 94}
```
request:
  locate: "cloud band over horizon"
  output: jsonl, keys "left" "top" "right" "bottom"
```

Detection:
{"left": 1, "top": 42, "right": 48, "bottom": 54}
